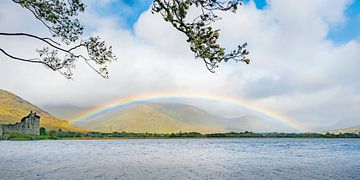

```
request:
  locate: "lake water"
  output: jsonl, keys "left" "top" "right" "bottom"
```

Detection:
{"left": 0, "top": 139, "right": 359, "bottom": 180}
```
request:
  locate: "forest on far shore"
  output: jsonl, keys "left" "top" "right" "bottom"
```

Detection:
{"left": 2, "top": 128, "right": 360, "bottom": 140}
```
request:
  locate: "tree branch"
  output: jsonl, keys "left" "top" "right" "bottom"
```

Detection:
{"left": 0, "top": 32, "right": 116, "bottom": 79}
{"left": 152, "top": 0, "right": 250, "bottom": 73}
{"left": 0, "top": 32, "right": 74, "bottom": 53}
{"left": 2, "top": 0, "right": 115, "bottom": 79}
{"left": 0, "top": 47, "right": 60, "bottom": 71}
{"left": 0, "top": 48, "right": 41, "bottom": 63}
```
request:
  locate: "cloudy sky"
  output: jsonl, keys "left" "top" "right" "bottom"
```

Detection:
{"left": 0, "top": 0, "right": 359, "bottom": 131}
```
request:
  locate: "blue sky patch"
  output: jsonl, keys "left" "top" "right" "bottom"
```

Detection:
{"left": 327, "top": 0, "right": 360, "bottom": 43}
{"left": 96, "top": 0, "right": 268, "bottom": 29}
{"left": 244, "top": 0, "right": 267, "bottom": 10}
{"left": 96, "top": 0, "right": 153, "bottom": 29}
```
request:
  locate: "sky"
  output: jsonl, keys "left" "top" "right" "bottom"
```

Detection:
{"left": 0, "top": 0, "right": 360, "bottom": 132}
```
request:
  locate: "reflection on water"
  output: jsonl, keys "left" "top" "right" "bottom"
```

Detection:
{"left": 0, "top": 139, "right": 359, "bottom": 179}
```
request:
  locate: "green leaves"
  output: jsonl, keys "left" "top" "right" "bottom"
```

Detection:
{"left": 8, "top": 0, "right": 116, "bottom": 79}
{"left": 84, "top": 36, "right": 116, "bottom": 74}
{"left": 244, "top": 58, "right": 250, "bottom": 64}
{"left": 152, "top": 0, "right": 250, "bottom": 73}
{"left": 13, "top": 0, "right": 86, "bottom": 44}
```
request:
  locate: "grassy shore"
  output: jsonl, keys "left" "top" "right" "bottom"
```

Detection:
{"left": 2, "top": 131, "right": 360, "bottom": 140}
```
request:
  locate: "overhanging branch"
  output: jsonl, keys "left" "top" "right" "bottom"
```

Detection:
{"left": 0, "top": 32, "right": 116, "bottom": 79}
{"left": 0, "top": 32, "right": 78, "bottom": 53}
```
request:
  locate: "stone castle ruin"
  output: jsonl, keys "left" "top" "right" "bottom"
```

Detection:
{"left": 0, "top": 111, "right": 40, "bottom": 137}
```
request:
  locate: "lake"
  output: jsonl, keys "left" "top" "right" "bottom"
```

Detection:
{"left": 0, "top": 139, "right": 359, "bottom": 179}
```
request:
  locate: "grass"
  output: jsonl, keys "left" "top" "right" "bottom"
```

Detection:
{"left": 3, "top": 132, "right": 33, "bottom": 140}
{"left": 2, "top": 133, "right": 58, "bottom": 140}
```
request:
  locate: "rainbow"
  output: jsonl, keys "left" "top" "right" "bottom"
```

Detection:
{"left": 71, "top": 92, "right": 307, "bottom": 132}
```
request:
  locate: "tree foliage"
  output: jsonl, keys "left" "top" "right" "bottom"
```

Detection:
{"left": 14, "top": 0, "right": 85, "bottom": 44}
{"left": 0, "top": 0, "right": 116, "bottom": 79}
{"left": 39, "top": 127, "right": 47, "bottom": 135}
{"left": 152, "top": 0, "right": 250, "bottom": 72}
{"left": 0, "top": 0, "right": 250, "bottom": 78}
{"left": 22, "top": 130, "right": 360, "bottom": 139}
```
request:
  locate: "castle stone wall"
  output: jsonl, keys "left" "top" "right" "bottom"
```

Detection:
{"left": 0, "top": 112, "right": 40, "bottom": 136}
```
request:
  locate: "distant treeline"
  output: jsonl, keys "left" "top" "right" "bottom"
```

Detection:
{"left": 2, "top": 128, "right": 359, "bottom": 140}
{"left": 40, "top": 128, "right": 360, "bottom": 139}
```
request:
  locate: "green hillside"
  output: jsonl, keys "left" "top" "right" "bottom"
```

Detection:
{"left": 74, "top": 102, "right": 290, "bottom": 133}
{"left": 78, "top": 103, "right": 221, "bottom": 133}
{"left": 152, "top": 103, "right": 287, "bottom": 132}
{"left": 0, "top": 89, "right": 86, "bottom": 132}
{"left": 151, "top": 103, "right": 226, "bottom": 130}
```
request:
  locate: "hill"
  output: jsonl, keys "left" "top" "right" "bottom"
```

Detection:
{"left": 325, "top": 125, "right": 360, "bottom": 134}
{"left": 0, "top": 89, "right": 86, "bottom": 132}
{"left": 151, "top": 103, "right": 285, "bottom": 132}
{"left": 78, "top": 103, "right": 220, "bottom": 133}
{"left": 75, "top": 102, "right": 289, "bottom": 133}
{"left": 150, "top": 103, "right": 226, "bottom": 130}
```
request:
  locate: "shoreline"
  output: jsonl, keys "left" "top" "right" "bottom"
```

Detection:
{"left": 2, "top": 131, "right": 359, "bottom": 141}
{"left": 2, "top": 137, "right": 360, "bottom": 141}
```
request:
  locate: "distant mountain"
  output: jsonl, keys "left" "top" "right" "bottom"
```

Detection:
{"left": 221, "top": 115, "right": 286, "bottom": 132}
{"left": 150, "top": 103, "right": 226, "bottom": 130}
{"left": 78, "top": 103, "right": 220, "bottom": 133}
{"left": 76, "top": 102, "right": 288, "bottom": 133}
{"left": 151, "top": 103, "right": 285, "bottom": 132}
{"left": 42, "top": 104, "right": 87, "bottom": 122}
{"left": 0, "top": 89, "right": 86, "bottom": 132}
{"left": 325, "top": 125, "right": 360, "bottom": 134}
